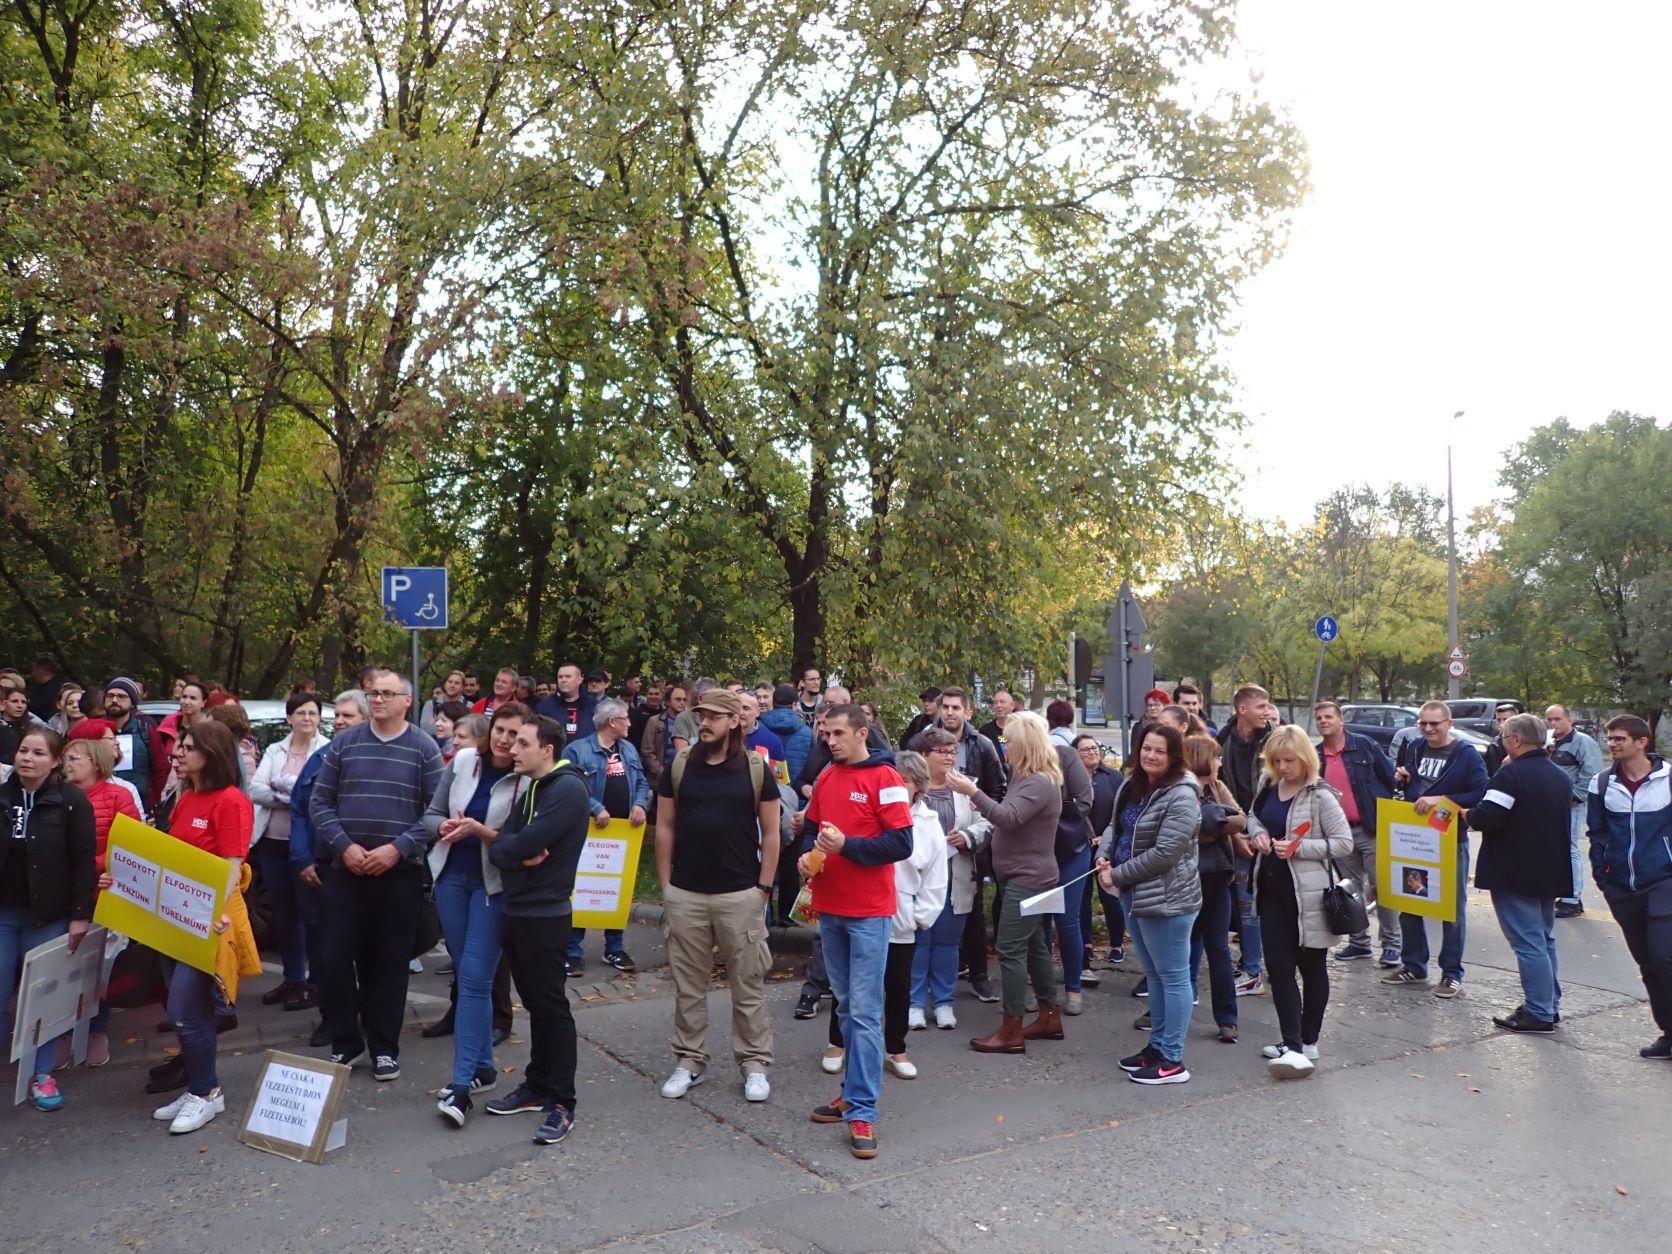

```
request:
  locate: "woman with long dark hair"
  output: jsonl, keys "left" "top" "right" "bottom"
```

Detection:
{"left": 0, "top": 728, "right": 96, "bottom": 1110}
{"left": 148, "top": 719, "right": 253, "bottom": 1133}
{"left": 1097, "top": 723, "right": 1202, "bottom": 1085}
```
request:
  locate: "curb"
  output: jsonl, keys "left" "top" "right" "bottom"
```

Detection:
{"left": 629, "top": 901, "right": 816, "bottom": 956}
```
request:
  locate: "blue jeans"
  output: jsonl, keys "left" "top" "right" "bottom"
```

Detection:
{"left": 1491, "top": 891, "right": 1561, "bottom": 1021}
{"left": 0, "top": 909, "right": 67, "bottom": 1075}
{"left": 434, "top": 864, "right": 504, "bottom": 1088}
{"left": 1401, "top": 838, "right": 1469, "bottom": 981}
{"left": 1127, "top": 911, "right": 1198, "bottom": 1064}
{"left": 1234, "top": 855, "right": 1261, "bottom": 975}
{"left": 166, "top": 961, "right": 219, "bottom": 1096}
{"left": 1049, "top": 846, "right": 1091, "bottom": 992}
{"left": 256, "top": 835, "right": 307, "bottom": 983}
{"left": 567, "top": 928, "right": 625, "bottom": 960}
{"left": 1189, "top": 870, "right": 1238, "bottom": 1028}
{"left": 911, "top": 897, "right": 963, "bottom": 1011}
{"left": 1561, "top": 804, "right": 1585, "bottom": 905}
{"left": 820, "top": 913, "right": 890, "bottom": 1124}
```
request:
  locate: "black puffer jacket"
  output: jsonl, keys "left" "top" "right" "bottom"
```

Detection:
{"left": 0, "top": 775, "right": 98, "bottom": 926}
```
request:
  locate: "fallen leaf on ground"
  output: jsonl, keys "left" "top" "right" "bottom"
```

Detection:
{"left": 1408, "top": 1073, "right": 1425, "bottom": 1079}
{"left": 1616, "top": 1185, "right": 1629, "bottom": 1196}
{"left": 1468, "top": 1088, "right": 1482, "bottom": 1093}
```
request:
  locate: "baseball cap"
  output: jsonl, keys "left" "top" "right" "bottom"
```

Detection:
{"left": 694, "top": 688, "right": 742, "bottom": 717}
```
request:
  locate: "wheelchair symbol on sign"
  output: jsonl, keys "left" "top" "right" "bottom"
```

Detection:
{"left": 413, "top": 592, "right": 440, "bottom": 622}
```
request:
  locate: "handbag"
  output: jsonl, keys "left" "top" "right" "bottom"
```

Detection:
{"left": 1321, "top": 854, "right": 1369, "bottom": 936}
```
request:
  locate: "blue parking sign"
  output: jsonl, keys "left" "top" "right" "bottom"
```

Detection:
{"left": 383, "top": 567, "right": 448, "bottom": 629}
{"left": 1314, "top": 615, "right": 1339, "bottom": 643}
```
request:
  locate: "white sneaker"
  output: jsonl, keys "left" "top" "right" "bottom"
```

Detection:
{"left": 885, "top": 1053, "right": 918, "bottom": 1080}
{"left": 907, "top": 1007, "right": 927, "bottom": 1031}
{"left": 408, "top": 957, "right": 424, "bottom": 974}
{"left": 152, "top": 1092, "right": 192, "bottom": 1121}
{"left": 1260, "top": 1043, "right": 1285, "bottom": 1059}
{"left": 167, "top": 1088, "right": 225, "bottom": 1133}
{"left": 743, "top": 1071, "right": 771, "bottom": 1102}
{"left": 933, "top": 1004, "right": 957, "bottom": 1030}
{"left": 1266, "top": 1048, "right": 1315, "bottom": 1080}
{"left": 820, "top": 1047, "right": 845, "bottom": 1075}
{"left": 660, "top": 1067, "right": 704, "bottom": 1099}
{"left": 1302, "top": 1042, "right": 1320, "bottom": 1061}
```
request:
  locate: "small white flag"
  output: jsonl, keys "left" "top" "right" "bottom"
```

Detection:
{"left": 1019, "top": 886, "right": 1066, "bottom": 916}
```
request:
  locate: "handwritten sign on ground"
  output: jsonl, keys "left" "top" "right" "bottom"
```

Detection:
{"left": 237, "top": 1050, "right": 350, "bottom": 1164}
{"left": 94, "top": 814, "right": 229, "bottom": 974}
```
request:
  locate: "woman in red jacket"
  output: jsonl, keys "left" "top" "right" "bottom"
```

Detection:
{"left": 147, "top": 719, "right": 251, "bottom": 1135}
{"left": 63, "top": 731, "right": 140, "bottom": 1067}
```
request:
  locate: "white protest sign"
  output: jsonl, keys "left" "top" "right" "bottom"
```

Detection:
{"left": 10, "top": 927, "right": 108, "bottom": 1105}
{"left": 1019, "top": 886, "right": 1066, "bottom": 916}
{"left": 238, "top": 1051, "right": 350, "bottom": 1163}
{"left": 157, "top": 869, "right": 217, "bottom": 939}
{"left": 573, "top": 875, "right": 623, "bottom": 915}
{"left": 107, "top": 845, "right": 161, "bottom": 911}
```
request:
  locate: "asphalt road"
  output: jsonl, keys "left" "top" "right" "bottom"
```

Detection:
{"left": 3, "top": 850, "right": 1669, "bottom": 1253}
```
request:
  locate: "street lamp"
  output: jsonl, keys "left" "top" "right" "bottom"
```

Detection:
{"left": 1447, "top": 409, "right": 1464, "bottom": 700}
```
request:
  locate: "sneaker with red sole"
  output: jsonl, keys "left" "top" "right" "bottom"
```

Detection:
{"left": 848, "top": 1119, "right": 879, "bottom": 1159}
{"left": 810, "top": 1096, "right": 852, "bottom": 1124}
{"left": 1129, "top": 1057, "right": 1190, "bottom": 1085}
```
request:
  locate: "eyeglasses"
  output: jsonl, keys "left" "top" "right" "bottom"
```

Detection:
{"left": 367, "top": 690, "right": 407, "bottom": 701}
{"left": 1417, "top": 720, "right": 1447, "bottom": 729}
{"left": 928, "top": 747, "right": 957, "bottom": 756}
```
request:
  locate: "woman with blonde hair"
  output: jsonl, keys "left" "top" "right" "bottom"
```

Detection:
{"left": 1244, "top": 725, "right": 1352, "bottom": 1079}
{"left": 949, "top": 711, "right": 1064, "bottom": 1054}
{"left": 63, "top": 731, "right": 140, "bottom": 1065}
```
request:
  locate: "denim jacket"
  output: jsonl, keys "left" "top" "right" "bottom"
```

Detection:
{"left": 564, "top": 732, "right": 650, "bottom": 821}
{"left": 1322, "top": 731, "right": 1397, "bottom": 830}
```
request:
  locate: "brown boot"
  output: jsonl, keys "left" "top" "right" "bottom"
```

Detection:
{"left": 969, "top": 1015, "right": 1026, "bottom": 1054}
{"left": 1022, "top": 1002, "right": 1065, "bottom": 1041}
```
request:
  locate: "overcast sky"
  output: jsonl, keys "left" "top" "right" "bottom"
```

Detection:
{"left": 1221, "top": 0, "right": 1672, "bottom": 526}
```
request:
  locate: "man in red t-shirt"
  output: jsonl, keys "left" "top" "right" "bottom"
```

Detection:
{"left": 472, "top": 667, "right": 519, "bottom": 717}
{"left": 797, "top": 705, "right": 913, "bottom": 1161}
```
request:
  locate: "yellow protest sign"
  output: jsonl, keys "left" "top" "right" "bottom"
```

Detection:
{"left": 1376, "top": 797, "right": 1459, "bottom": 922}
{"left": 570, "top": 817, "right": 646, "bottom": 930}
{"left": 94, "top": 813, "right": 230, "bottom": 974}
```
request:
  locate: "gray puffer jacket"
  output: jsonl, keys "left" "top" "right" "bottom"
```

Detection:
{"left": 1103, "top": 778, "right": 1202, "bottom": 918}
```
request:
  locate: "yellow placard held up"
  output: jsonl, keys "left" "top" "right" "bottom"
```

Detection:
{"left": 1376, "top": 798, "right": 1459, "bottom": 922}
{"left": 570, "top": 817, "right": 646, "bottom": 930}
{"left": 95, "top": 813, "right": 230, "bottom": 974}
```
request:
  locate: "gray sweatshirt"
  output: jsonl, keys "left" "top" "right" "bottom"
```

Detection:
{"left": 972, "top": 772, "right": 1062, "bottom": 889}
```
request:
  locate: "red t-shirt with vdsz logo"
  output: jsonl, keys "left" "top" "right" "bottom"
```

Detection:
{"left": 804, "top": 757, "right": 913, "bottom": 918}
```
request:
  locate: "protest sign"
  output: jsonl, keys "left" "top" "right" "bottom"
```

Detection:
{"left": 10, "top": 926, "right": 109, "bottom": 1105}
{"left": 1377, "top": 797, "right": 1459, "bottom": 922}
{"left": 94, "top": 814, "right": 229, "bottom": 973}
{"left": 571, "top": 817, "right": 646, "bottom": 930}
{"left": 237, "top": 1051, "right": 351, "bottom": 1164}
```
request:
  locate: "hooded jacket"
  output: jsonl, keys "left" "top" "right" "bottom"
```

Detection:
{"left": 0, "top": 774, "right": 98, "bottom": 926}
{"left": 803, "top": 745, "right": 915, "bottom": 918}
{"left": 907, "top": 720, "right": 1006, "bottom": 801}
{"left": 1246, "top": 777, "right": 1354, "bottom": 946}
{"left": 487, "top": 760, "right": 591, "bottom": 916}
{"left": 890, "top": 800, "right": 950, "bottom": 943}
{"left": 1217, "top": 720, "right": 1272, "bottom": 811}
{"left": 1587, "top": 755, "right": 1672, "bottom": 894}
{"left": 1396, "top": 736, "right": 1490, "bottom": 812}
{"left": 758, "top": 706, "right": 814, "bottom": 785}
{"left": 1105, "top": 778, "right": 1203, "bottom": 918}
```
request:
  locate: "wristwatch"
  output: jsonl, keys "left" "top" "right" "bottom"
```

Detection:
{"left": 757, "top": 882, "right": 774, "bottom": 896}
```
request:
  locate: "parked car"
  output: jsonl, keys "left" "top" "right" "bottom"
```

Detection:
{"left": 1445, "top": 698, "right": 1523, "bottom": 735}
{"left": 1340, "top": 704, "right": 1492, "bottom": 761}
{"left": 140, "top": 699, "right": 336, "bottom": 749}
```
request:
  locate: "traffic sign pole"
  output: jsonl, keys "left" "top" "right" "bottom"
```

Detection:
{"left": 411, "top": 630, "right": 421, "bottom": 726}
{"left": 1307, "top": 615, "right": 1338, "bottom": 732}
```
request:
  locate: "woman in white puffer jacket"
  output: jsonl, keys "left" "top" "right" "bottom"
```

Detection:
{"left": 882, "top": 750, "right": 947, "bottom": 1080}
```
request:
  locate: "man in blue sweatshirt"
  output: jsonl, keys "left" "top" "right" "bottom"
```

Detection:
{"left": 484, "top": 716, "right": 591, "bottom": 1145}
{"left": 309, "top": 672, "right": 443, "bottom": 1078}
{"left": 1382, "top": 700, "right": 1489, "bottom": 997}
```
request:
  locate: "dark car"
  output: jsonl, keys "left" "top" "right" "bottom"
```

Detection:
{"left": 1445, "top": 698, "right": 1523, "bottom": 736}
{"left": 1341, "top": 704, "right": 1493, "bottom": 762}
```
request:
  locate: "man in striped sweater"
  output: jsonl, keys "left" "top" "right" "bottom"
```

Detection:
{"left": 310, "top": 668, "right": 443, "bottom": 1080}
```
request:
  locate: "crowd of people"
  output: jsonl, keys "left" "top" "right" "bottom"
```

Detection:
{"left": 2, "top": 657, "right": 1668, "bottom": 1159}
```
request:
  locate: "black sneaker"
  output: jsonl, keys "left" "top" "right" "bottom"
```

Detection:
{"left": 1130, "top": 1057, "right": 1190, "bottom": 1085}
{"left": 970, "top": 976, "right": 998, "bottom": 1004}
{"left": 328, "top": 1046, "right": 365, "bottom": 1069}
{"left": 492, "top": 1024, "right": 512, "bottom": 1046}
{"left": 533, "top": 1103, "right": 575, "bottom": 1145}
{"left": 470, "top": 1067, "right": 500, "bottom": 1095}
{"left": 794, "top": 990, "right": 822, "bottom": 1019}
{"left": 1332, "top": 943, "right": 1373, "bottom": 962}
{"left": 1107, "top": 947, "right": 1125, "bottom": 965}
{"left": 1640, "top": 1035, "right": 1672, "bottom": 1060}
{"left": 1132, "top": 978, "right": 1148, "bottom": 998}
{"left": 1119, "top": 1045, "right": 1158, "bottom": 1073}
{"left": 373, "top": 1055, "right": 400, "bottom": 1081}
{"left": 486, "top": 1082, "right": 547, "bottom": 1115}
{"left": 420, "top": 1014, "right": 455, "bottom": 1039}
{"left": 1554, "top": 901, "right": 1583, "bottom": 918}
{"left": 603, "top": 950, "right": 637, "bottom": 975}
{"left": 1492, "top": 1007, "right": 1555, "bottom": 1034}
{"left": 437, "top": 1086, "right": 471, "bottom": 1127}
{"left": 310, "top": 1020, "right": 331, "bottom": 1048}
{"left": 566, "top": 957, "right": 585, "bottom": 979}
